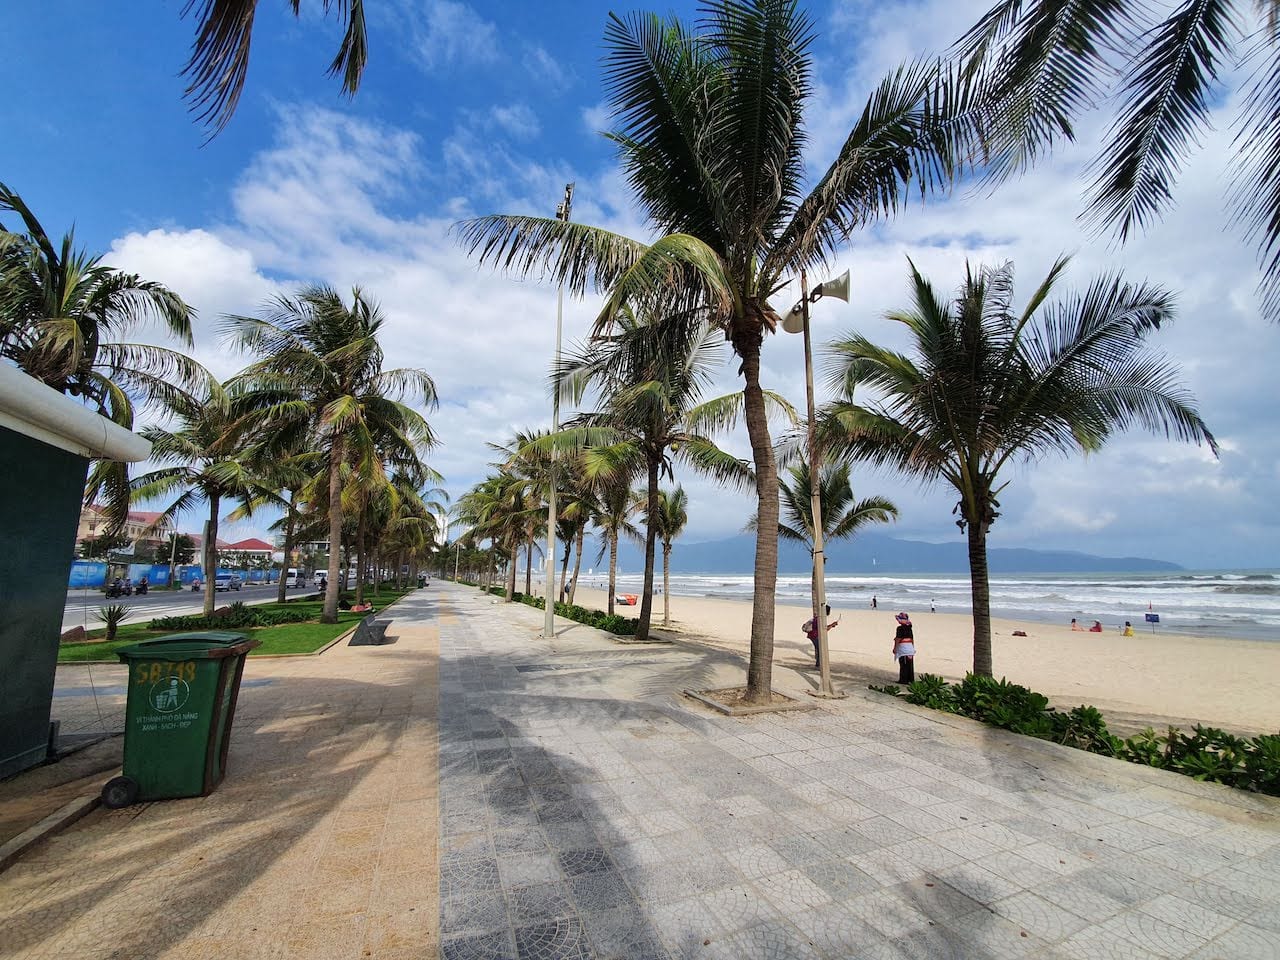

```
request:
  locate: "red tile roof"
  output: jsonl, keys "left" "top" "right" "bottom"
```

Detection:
{"left": 226, "top": 538, "right": 275, "bottom": 552}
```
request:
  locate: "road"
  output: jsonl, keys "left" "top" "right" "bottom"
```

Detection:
{"left": 59, "top": 583, "right": 313, "bottom": 634}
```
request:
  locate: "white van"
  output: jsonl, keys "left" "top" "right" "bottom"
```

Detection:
{"left": 314, "top": 571, "right": 329, "bottom": 588}
{"left": 286, "top": 568, "right": 306, "bottom": 588}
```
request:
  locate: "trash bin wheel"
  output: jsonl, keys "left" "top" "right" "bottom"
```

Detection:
{"left": 102, "top": 775, "right": 140, "bottom": 809}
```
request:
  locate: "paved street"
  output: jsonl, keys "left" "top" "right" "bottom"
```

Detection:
{"left": 3, "top": 582, "right": 1278, "bottom": 959}
{"left": 60, "top": 582, "right": 307, "bottom": 634}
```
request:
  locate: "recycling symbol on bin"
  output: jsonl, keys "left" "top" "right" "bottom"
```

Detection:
{"left": 149, "top": 677, "right": 191, "bottom": 713}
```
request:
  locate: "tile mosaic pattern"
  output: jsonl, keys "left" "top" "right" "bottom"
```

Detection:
{"left": 433, "top": 586, "right": 1280, "bottom": 960}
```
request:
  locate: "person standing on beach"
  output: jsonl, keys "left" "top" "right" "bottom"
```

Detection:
{"left": 871, "top": 595, "right": 877, "bottom": 609}
{"left": 802, "top": 605, "right": 838, "bottom": 669}
{"left": 893, "top": 612, "right": 915, "bottom": 684}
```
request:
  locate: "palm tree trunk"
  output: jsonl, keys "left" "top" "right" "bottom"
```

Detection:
{"left": 525, "top": 533, "right": 533, "bottom": 597}
{"left": 506, "top": 541, "right": 517, "bottom": 601}
{"left": 608, "top": 532, "right": 618, "bottom": 616}
{"left": 202, "top": 496, "right": 220, "bottom": 618}
{"left": 968, "top": 519, "right": 994, "bottom": 676}
{"left": 322, "top": 441, "right": 343, "bottom": 624}
{"left": 568, "top": 526, "right": 585, "bottom": 605}
{"left": 277, "top": 489, "right": 296, "bottom": 605}
{"left": 662, "top": 541, "right": 671, "bottom": 626}
{"left": 636, "top": 453, "right": 659, "bottom": 641}
{"left": 740, "top": 333, "right": 778, "bottom": 703}
{"left": 355, "top": 508, "right": 367, "bottom": 605}
{"left": 558, "top": 537, "right": 571, "bottom": 604}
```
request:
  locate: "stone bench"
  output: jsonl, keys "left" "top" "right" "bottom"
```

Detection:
{"left": 348, "top": 613, "right": 393, "bottom": 646}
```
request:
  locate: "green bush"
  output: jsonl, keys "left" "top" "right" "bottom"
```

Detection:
{"left": 150, "top": 601, "right": 313, "bottom": 631}
{"left": 481, "top": 586, "right": 641, "bottom": 636}
{"left": 868, "top": 673, "right": 1280, "bottom": 797}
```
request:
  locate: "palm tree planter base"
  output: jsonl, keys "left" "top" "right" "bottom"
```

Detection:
{"left": 807, "top": 688, "right": 848, "bottom": 701}
{"left": 684, "top": 687, "right": 817, "bottom": 717}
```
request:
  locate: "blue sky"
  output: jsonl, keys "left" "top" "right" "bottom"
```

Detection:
{"left": 3, "top": 1, "right": 1276, "bottom": 570}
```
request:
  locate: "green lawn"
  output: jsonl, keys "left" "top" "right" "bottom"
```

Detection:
{"left": 58, "top": 587, "right": 415, "bottom": 662}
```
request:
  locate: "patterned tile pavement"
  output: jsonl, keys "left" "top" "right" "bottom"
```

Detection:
{"left": 431, "top": 584, "right": 1280, "bottom": 960}
{"left": 1, "top": 582, "right": 1277, "bottom": 959}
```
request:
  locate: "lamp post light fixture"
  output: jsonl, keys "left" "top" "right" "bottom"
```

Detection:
{"left": 784, "top": 268, "right": 850, "bottom": 699}
{"left": 543, "top": 182, "right": 574, "bottom": 639}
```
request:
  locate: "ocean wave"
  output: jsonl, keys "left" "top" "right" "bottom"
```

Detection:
{"left": 1214, "top": 584, "right": 1280, "bottom": 595}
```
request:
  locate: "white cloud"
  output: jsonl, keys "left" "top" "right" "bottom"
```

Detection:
{"left": 411, "top": 0, "right": 500, "bottom": 71}
{"left": 522, "top": 45, "right": 572, "bottom": 94}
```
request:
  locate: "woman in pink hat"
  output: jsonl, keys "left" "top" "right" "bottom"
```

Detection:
{"left": 893, "top": 612, "right": 915, "bottom": 684}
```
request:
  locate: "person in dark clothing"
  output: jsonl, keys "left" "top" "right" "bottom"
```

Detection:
{"left": 802, "top": 604, "right": 838, "bottom": 669}
{"left": 893, "top": 612, "right": 916, "bottom": 684}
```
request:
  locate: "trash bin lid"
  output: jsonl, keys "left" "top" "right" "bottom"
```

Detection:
{"left": 117, "top": 631, "right": 261, "bottom": 661}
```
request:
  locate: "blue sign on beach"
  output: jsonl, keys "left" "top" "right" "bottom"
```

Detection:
{"left": 1145, "top": 613, "right": 1160, "bottom": 623}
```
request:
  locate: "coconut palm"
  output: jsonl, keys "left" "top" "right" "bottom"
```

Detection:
{"left": 456, "top": 472, "right": 535, "bottom": 600}
{"left": 459, "top": 0, "right": 985, "bottom": 700}
{"left": 957, "top": 0, "right": 1280, "bottom": 320}
{"left": 649, "top": 486, "right": 689, "bottom": 627}
{"left": 225, "top": 285, "right": 437, "bottom": 623}
{"left": 823, "top": 257, "right": 1216, "bottom": 676}
{"left": 749, "top": 461, "right": 898, "bottom": 630}
{"left": 1, "top": 183, "right": 204, "bottom": 529}
{"left": 179, "top": 1, "right": 367, "bottom": 136}
{"left": 551, "top": 308, "right": 757, "bottom": 641}
{"left": 125, "top": 382, "right": 271, "bottom": 616}
{"left": 591, "top": 476, "right": 641, "bottom": 616}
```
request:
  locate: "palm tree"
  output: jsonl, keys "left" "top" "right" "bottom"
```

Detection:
{"left": 1, "top": 183, "right": 204, "bottom": 529}
{"left": 957, "top": 0, "right": 1280, "bottom": 320}
{"left": 226, "top": 286, "right": 437, "bottom": 623}
{"left": 553, "top": 309, "right": 755, "bottom": 641}
{"left": 125, "top": 382, "right": 269, "bottom": 617}
{"left": 591, "top": 477, "right": 640, "bottom": 616}
{"left": 459, "top": 1, "right": 985, "bottom": 701}
{"left": 456, "top": 473, "right": 534, "bottom": 601}
{"left": 649, "top": 486, "right": 689, "bottom": 627}
{"left": 749, "top": 461, "right": 898, "bottom": 631}
{"left": 179, "top": 1, "right": 367, "bottom": 136}
{"left": 823, "top": 257, "right": 1216, "bottom": 676}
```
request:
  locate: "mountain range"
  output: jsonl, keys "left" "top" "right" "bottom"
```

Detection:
{"left": 601, "top": 531, "right": 1180, "bottom": 575}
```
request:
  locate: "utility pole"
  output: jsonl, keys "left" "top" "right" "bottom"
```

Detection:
{"left": 543, "top": 182, "right": 573, "bottom": 639}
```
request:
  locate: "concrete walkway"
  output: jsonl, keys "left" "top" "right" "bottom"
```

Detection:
{"left": 2, "top": 582, "right": 1278, "bottom": 959}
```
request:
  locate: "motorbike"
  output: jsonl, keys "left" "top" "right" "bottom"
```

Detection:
{"left": 136, "top": 581, "right": 148, "bottom": 595}
{"left": 105, "top": 581, "right": 124, "bottom": 599}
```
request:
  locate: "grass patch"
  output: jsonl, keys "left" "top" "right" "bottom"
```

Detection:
{"left": 58, "top": 585, "right": 414, "bottom": 662}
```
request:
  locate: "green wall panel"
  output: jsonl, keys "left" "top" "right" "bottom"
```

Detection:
{"left": 0, "top": 425, "right": 87, "bottom": 778}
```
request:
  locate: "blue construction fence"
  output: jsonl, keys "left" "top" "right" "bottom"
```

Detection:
{"left": 69, "top": 561, "right": 281, "bottom": 589}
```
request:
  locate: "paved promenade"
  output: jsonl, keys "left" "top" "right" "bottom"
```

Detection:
{"left": 2, "top": 582, "right": 1278, "bottom": 959}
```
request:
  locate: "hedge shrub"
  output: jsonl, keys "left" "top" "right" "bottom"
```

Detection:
{"left": 870, "top": 673, "right": 1280, "bottom": 796}
{"left": 481, "top": 586, "right": 640, "bottom": 636}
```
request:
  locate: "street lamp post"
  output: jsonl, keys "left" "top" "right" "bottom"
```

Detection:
{"left": 543, "top": 182, "right": 574, "bottom": 639}
{"left": 785, "top": 268, "right": 850, "bottom": 699}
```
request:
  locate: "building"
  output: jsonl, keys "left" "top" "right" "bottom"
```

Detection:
{"left": 77, "top": 503, "right": 173, "bottom": 552}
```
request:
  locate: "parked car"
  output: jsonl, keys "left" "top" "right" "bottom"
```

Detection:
{"left": 214, "top": 574, "right": 243, "bottom": 592}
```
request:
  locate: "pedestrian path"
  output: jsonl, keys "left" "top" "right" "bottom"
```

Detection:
{"left": 0, "top": 582, "right": 1277, "bottom": 960}
{"left": 434, "top": 585, "right": 1280, "bottom": 960}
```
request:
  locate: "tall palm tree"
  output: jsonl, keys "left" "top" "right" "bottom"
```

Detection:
{"left": 956, "top": 0, "right": 1280, "bottom": 320}
{"left": 456, "top": 472, "right": 534, "bottom": 601}
{"left": 125, "top": 382, "right": 269, "bottom": 617}
{"left": 823, "top": 257, "right": 1216, "bottom": 676}
{"left": 226, "top": 285, "right": 437, "bottom": 623}
{"left": 1, "top": 183, "right": 204, "bottom": 529}
{"left": 553, "top": 309, "right": 756, "bottom": 641}
{"left": 649, "top": 486, "right": 689, "bottom": 627}
{"left": 749, "top": 461, "right": 898, "bottom": 630}
{"left": 591, "top": 476, "right": 640, "bottom": 616}
{"left": 459, "top": 0, "right": 985, "bottom": 701}
{"left": 179, "top": 0, "right": 367, "bottom": 136}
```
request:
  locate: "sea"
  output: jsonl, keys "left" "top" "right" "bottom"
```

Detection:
{"left": 598, "top": 569, "right": 1280, "bottom": 643}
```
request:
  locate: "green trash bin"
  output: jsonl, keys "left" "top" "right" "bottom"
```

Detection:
{"left": 102, "top": 631, "right": 261, "bottom": 807}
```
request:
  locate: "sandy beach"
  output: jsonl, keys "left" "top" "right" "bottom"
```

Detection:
{"left": 570, "top": 585, "right": 1280, "bottom": 736}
